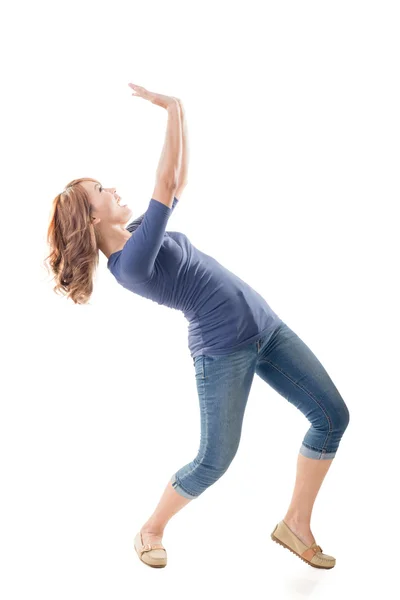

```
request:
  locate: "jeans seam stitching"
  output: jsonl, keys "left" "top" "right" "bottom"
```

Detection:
{"left": 174, "top": 476, "right": 197, "bottom": 498}
{"left": 178, "top": 375, "right": 208, "bottom": 495}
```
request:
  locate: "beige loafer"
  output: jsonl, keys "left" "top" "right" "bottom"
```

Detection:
{"left": 134, "top": 532, "right": 167, "bottom": 568}
{"left": 271, "top": 520, "right": 336, "bottom": 569}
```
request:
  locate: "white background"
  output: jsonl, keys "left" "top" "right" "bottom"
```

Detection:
{"left": 1, "top": 0, "right": 399, "bottom": 598}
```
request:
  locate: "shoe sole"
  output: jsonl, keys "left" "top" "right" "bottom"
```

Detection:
{"left": 271, "top": 528, "right": 335, "bottom": 570}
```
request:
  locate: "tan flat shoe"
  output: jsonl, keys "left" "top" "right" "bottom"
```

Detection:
{"left": 134, "top": 532, "right": 167, "bottom": 568}
{"left": 271, "top": 520, "right": 336, "bottom": 569}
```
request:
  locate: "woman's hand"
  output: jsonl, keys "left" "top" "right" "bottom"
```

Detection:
{"left": 128, "top": 83, "right": 179, "bottom": 109}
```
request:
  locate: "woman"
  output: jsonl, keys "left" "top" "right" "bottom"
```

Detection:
{"left": 44, "top": 84, "right": 350, "bottom": 570}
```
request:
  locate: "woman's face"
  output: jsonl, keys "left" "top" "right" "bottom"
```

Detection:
{"left": 81, "top": 180, "right": 132, "bottom": 224}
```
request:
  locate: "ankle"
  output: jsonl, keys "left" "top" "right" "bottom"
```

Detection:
{"left": 140, "top": 522, "right": 165, "bottom": 536}
{"left": 284, "top": 515, "right": 311, "bottom": 529}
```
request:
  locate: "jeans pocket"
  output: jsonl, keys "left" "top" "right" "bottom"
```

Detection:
{"left": 193, "top": 355, "right": 205, "bottom": 379}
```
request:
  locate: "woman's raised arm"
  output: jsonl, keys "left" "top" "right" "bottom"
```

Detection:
{"left": 154, "top": 101, "right": 183, "bottom": 198}
{"left": 128, "top": 83, "right": 183, "bottom": 203}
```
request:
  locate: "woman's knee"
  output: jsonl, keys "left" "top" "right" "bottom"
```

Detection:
{"left": 335, "top": 397, "right": 350, "bottom": 434}
{"left": 173, "top": 449, "right": 238, "bottom": 497}
{"left": 200, "top": 452, "right": 237, "bottom": 482}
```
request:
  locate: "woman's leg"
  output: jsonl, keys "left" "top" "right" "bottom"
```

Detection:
{"left": 140, "top": 346, "right": 258, "bottom": 546}
{"left": 283, "top": 454, "right": 333, "bottom": 545}
{"left": 255, "top": 321, "right": 350, "bottom": 545}
{"left": 140, "top": 481, "right": 193, "bottom": 545}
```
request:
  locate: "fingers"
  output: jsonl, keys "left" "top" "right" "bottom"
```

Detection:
{"left": 128, "top": 83, "right": 147, "bottom": 98}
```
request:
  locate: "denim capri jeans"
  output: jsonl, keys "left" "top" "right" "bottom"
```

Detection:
{"left": 170, "top": 320, "right": 350, "bottom": 500}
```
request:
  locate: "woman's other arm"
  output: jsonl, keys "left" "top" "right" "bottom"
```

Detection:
{"left": 174, "top": 100, "right": 189, "bottom": 200}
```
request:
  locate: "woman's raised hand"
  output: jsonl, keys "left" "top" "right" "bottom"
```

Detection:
{"left": 128, "top": 83, "right": 178, "bottom": 109}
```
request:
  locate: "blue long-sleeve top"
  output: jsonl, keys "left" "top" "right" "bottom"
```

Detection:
{"left": 107, "top": 197, "right": 282, "bottom": 359}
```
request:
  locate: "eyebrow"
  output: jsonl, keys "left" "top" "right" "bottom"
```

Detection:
{"left": 94, "top": 183, "right": 101, "bottom": 191}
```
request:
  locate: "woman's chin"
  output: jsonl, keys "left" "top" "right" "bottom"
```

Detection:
{"left": 122, "top": 206, "right": 133, "bottom": 223}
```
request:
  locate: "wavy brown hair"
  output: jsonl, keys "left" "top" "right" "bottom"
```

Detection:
{"left": 43, "top": 177, "right": 104, "bottom": 305}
